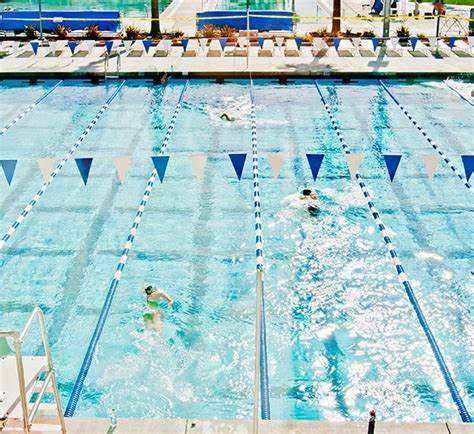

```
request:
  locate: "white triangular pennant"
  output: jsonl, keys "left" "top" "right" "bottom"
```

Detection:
{"left": 275, "top": 37, "right": 284, "bottom": 48}
{"left": 352, "top": 38, "right": 361, "bottom": 49}
{"left": 49, "top": 41, "right": 58, "bottom": 55}
{"left": 199, "top": 38, "right": 208, "bottom": 50}
{"left": 113, "top": 157, "right": 130, "bottom": 184}
{"left": 237, "top": 37, "right": 247, "bottom": 48}
{"left": 423, "top": 155, "right": 441, "bottom": 180}
{"left": 390, "top": 37, "right": 399, "bottom": 50}
{"left": 123, "top": 40, "right": 134, "bottom": 51}
{"left": 37, "top": 158, "right": 56, "bottom": 182}
{"left": 84, "top": 40, "right": 95, "bottom": 53}
{"left": 345, "top": 153, "right": 364, "bottom": 180}
{"left": 267, "top": 152, "right": 287, "bottom": 178}
{"left": 428, "top": 37, "right": 438, "bottom": 49}
{"left": 191, "top": 154, "right": 208, "bottom": 179}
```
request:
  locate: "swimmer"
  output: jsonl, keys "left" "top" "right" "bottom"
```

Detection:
{"left": 143, "top": 285, "right": 173, "bottom": 334}
{"left": 160, "top": 72, "right": 171, "bottom": 84}
{"left": 220, "top": 113, "right": 235, "bottom": 122}
{"left": 300, "top": 188, "right": 320, "bottom": 214}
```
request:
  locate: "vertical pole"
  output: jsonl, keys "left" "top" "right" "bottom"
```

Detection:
{"left": 253, "top": 269, "right": 263, "bottom": 434}
{"left": 382, "top": 0, "right": 391, "bottom": 37}
{"left": 38, "top": 0, "right": 43, "bottom": 40}
{"left": 436, "top": 15, "right": 441, "bottom": 37}
{"left": 246, "top": 0, "right": 250, "bottom": 71}
{"left": 13, "top": 333, "right": 30, "bottom": 433}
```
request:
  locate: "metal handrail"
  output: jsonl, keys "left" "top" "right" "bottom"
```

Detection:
{"left": 1, "top": 307, "right": 66, "bottom": 433}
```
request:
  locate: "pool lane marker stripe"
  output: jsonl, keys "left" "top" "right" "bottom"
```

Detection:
{"left": 64, "top": 80, "right": 189, "bottom": 417}
{"left": 249, "top": 79, "right": 271, "bottom": 422}
{"left": 379, "top": 79, "right": 473, "bottom": 193}
{"left": 0, "top": 80, "right": 63, "bottom": 136}
{"left": 314, "top": 80, "right": 472, "bottom": 423}
{"left": 0, "top": 80, "right": 126, "bottom": 251}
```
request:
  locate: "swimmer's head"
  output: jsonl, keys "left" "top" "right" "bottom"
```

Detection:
{"left": 144, "top": 285, "right": 155, "bottom": 296}
{"left": 302, "top": 188, "right": 312, "bottom": 196}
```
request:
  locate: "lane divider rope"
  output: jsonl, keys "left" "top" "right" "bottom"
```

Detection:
{"left": 379, "top": 79, "right": 472, "bottom": 193}
{"left": 249, "top": 79, "right": 271, "bottom": 423}
{"left": 64, "top": 80, "right": 189, "bottom": 417}
{"left": 314, "top": 80, "right": 472, "bottom": 423}
{"left": 0, "top": 80, "right": 126, "bottom": 250}
{"left": 445, "top": 81, "right": 474, "bottom": 107}
{"left": 1, "top": 80, "right": 63, "bottom": 136}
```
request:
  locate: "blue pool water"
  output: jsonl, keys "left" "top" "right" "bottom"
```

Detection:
{"left": 0, "top": 79, "right": 472, "bottom": 422}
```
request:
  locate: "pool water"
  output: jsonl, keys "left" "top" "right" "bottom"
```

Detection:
{"left": 2, "top": 0, "right": 295, "bottom": 15}
{"left": 1, "top": 0, "right": 172, "bottom": 15}
{"left": 0, "top": 79, "right": 472, "bottom": 422}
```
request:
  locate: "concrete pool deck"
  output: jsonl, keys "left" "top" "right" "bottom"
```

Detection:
{"left": 0, "top": 48, "right": 472, "bottom": 78}
{"left": 61, "top": 417, "right": 474, "bottom": 433}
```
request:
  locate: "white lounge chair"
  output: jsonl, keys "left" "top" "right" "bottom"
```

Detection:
{"left": 384, "top": 37, "right": 403, "bottom": 57}
{"left": 428, "top": 37, "right": 450, "bottom": 57}
{"left": 337, "top": 39, "right": 356, "bottom": 57}
{"left": 207, "top": 39, "right": 222, "bottom": 57}
{"left": 469, "top": 36, "right": 474, "bottom": 54}
{"left": 155, "top": 39, "right": 171, "bottom": 57}
{"left": 183, "top": 39, "right": 199, "bottom": 57}
{"left": 311, "top": 38, "right": 329, "bottom": 57}
{"left": 233, "top": 37, "right": 248, "bottom": 56}
{"left": 453, "top": 39, "right": 472, "bottom": 57}
{"left": 351, "top": 37, "right": 361, "bottom": 53}
{"left": 284, "top": 39, "right": 300, "bottom": 57}
{"left": 408, "top": 39, "right": 430, "bottom": 57}
{"left": 47, "top": 40, "right": 66, "bottom": 57}
{"left": 259, "top": 39, "right": 275, "bottom": 57}
{"left": 199, "top": 38, "right": 208, "bottom": 54}
{"left": 359, "top": 39, "right": 377, "bottom": 57}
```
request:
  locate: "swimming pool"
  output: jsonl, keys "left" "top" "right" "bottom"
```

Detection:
{"left": 0, "top": 78, "right": 472, "bottom": 422}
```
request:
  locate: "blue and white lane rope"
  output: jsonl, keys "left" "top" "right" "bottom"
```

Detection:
{"left": 0, "top": 81, "right": 126, "bottom": 250}
{"left": 379, "top": 79, "right": 473, "bottom": 193}
{"left": 314, "top": 80, "right": 472, "bottom": 423}
{"left": 249, "top": 79, "right": 271, "bottom": 422}
{"left": 0, "top": 80, "right": 63, "bottom": 136}
{"left": 445, "top": 81, "right": 474, "bottom": 107}
{"left": 64, "top": 80, "right": 189, "bottom": 417}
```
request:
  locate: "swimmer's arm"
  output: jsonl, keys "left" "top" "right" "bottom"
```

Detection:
{"left": 151, "top": 290, "right": 174, "bottom": 307}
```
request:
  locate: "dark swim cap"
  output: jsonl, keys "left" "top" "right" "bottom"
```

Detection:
{"left": 144, "top": 285, "right": 154, "bottom": 295}
{"left": 302, "top": 188, "right": 311, "bottom": 196}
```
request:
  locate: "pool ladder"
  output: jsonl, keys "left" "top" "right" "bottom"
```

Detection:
{"left": 105, "top": 50, "right": 121, "bottom": 80}
{"left": 0, "top": 308, "right": 66, "bottom": 434}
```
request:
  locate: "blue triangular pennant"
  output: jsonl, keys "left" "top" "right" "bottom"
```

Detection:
{"left": 257, "top": 37, "right": 264, "bottom": 49}
{"left": 105, "top": 40, "right": 114, "bottom": 55}
{"left": 409, "top": 37, "right": 418, "bottom": 51}
{"left": 151, "top": 156, "right": 170, "bottom": 183}
{"left": 229, "top": 153, "right": 247, "bottom": 180}
{"left": 295, "top": 37, "right": 302, "bottom": 50}
{"left": 461, "top": 155, "right": 474, "bottom": 181}
{"left": 30, "top": 41, "right": 39, "bottom": 55}
{"left": 182, "top": 39, "right": 189, "bottom": 51}
{"left": 219, "top": 38, "right": 227, "bottom": 51}
{"left": 384, "top": 154, "right": 402, "bottom": 182}
{"left": 75, "top": 158, "right": 93, "bottom": 185}
{"left": 372, "top": 37, "right": 379, "bottom": 51}
{"left": 1, "top": 160, "right": 17, "bottom": 186}
{"left": 333, "top": 37, "right": 341, "bottom": 51}
{"left": 68, "top": 41, "right": 77, "bottom": 55}
{"left": 448, "top": 36, "right": 456, "bottom": 49}
{"left": 306, "top": 154, "right": 325, "bottom": 181}
{"left": 143, "top": 39, "right": 152, "bottom": 53}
